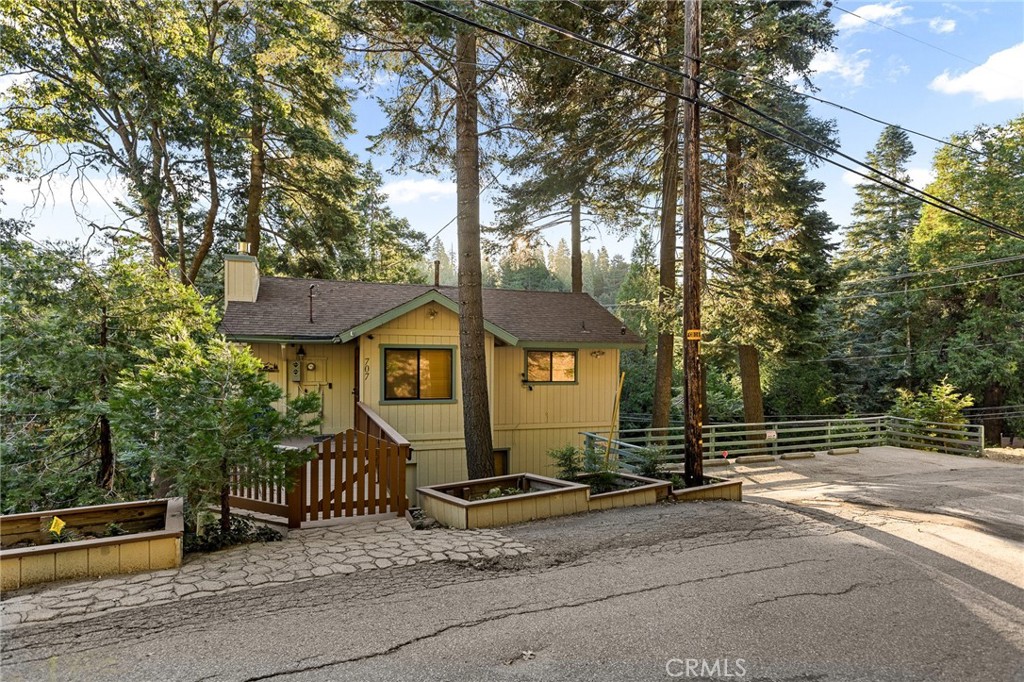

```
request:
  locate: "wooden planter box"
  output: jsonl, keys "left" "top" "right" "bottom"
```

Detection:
{"left": 670, "top": 476, "right": 743, "bottom": 502}
{"left": 1, "top": 498, "right": 184, "bottom": 591}
{"left": 582, "top": 472, "right": 672, "bottom": 511}
{"left": 418, "top": 474, "right": 590, "bottom": 530}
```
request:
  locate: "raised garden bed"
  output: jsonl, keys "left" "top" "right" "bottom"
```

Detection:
{"left": 669, "top": 476, "right": 742, "bottom": 502}
{"left": 418, "top": 473, "right": 590, "bottom": 529}
{"left": 1, "top": 498, "right": 184, "bottom": 591}
{"left": 578, "top": 472, "right": 671, "bottom": 511}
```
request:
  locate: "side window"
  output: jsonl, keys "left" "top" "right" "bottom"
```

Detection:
{"left": 525, "top": 350, "right": 577, "bottom": 383}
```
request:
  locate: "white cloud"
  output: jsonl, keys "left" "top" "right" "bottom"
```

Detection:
{"left": 885, "top": 55, "right": 910, "bottom": 82}
{"left": 836, "top": 2, "right": 910, "bottom": 32}
{"left": 908, "top": 167, "right": 935, "bottom": 189}
{"left": 929, "top": 42, "right": 1024, "bottom": 102}
{"left": 842, "top": 171, "right": 861, "bottom": 187}
{"left": 928, "top": 17, "right": 956, "bottom": 34}
{"left": 810, "top": 50, "right": 871, "bottom": 87}
{"left": 381, "top": 178, "right": 456, "bottom": 205}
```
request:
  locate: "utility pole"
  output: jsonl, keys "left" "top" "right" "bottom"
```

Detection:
{"left": 682, "top": 0, "right": 704, "bottom": 487}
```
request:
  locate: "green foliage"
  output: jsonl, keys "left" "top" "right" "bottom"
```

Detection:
{"left": 908, "top": 117, "right": 1023, "bottom": 442}
{"left": 498, "top": 242, "right": 565, "bottom": 292}
{"left": 0, "top": 0, "right": 369, "bottom": 279}
{"left": 635, "top": 447, "right": 667, "bottom": 479}
{"left": 705, "top": 368, "right": 744, "bottom": 422}
{"left": 763, "top": 361, "right": 837, "bottom": 418}
{"left": 833, "top": 126, "right": 922, "bottom": 411}
{"left": 548, "top": 444, "right": 583, "bottom": 481}
{"left": 104, "top": 522, "right": 128, "bottom": 537}
{"left": 471, "top": 486, "right": 523, "bottom": 501}
{"left": 891, "top": 378, "right": 974, "bottom": 425}
{"left": 112, "top": 325, "right": 320, "bottom": 531}
{"left": 0, "top": 224, "right": 215, "bottom": 513}
{"left": 49, "top": 527, "right": 78, "bottom": 544}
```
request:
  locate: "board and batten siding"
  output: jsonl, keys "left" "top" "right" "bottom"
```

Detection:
{"left": 358, "top": 305, "right": 492, "bottom": 497}
{"left": 241, "top": 301, "right": 622, "bottom": 504}
{"left": 492, "top": 346, "right": 620, "bottom": 477}
{"left": 245, "top": 341, "right": 355, "bottom": 436}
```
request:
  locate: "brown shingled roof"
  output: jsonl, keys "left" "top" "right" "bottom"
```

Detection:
{"left": 221, "top": 277, "right": 644, "bottom": 347}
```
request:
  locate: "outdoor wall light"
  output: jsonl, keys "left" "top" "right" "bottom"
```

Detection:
{"left": 297, "top": 345, "right": 306, "bottom": 358}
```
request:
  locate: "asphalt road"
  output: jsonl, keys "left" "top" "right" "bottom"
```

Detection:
{"left": 3, "top": 448, "right": 1022, "bottom": 682}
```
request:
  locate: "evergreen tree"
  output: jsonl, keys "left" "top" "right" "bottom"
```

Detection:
{"left": 0, "top": 223, "right": 214, "bottom": 511}
{"left": 701, "top": 0, "right": 838, "bottom": 424}
{"left": 358, "top": 1, "right": 515, "bottom": 477}
{"left": 835, "top": 126, "right": 922, "bottom": 410}
{"left": 909, "top": 117, "right": 1024, "bottom": 443}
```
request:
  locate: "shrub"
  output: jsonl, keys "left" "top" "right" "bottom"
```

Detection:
{"left": 548, "top": 444, "right": 583, "bottom": 480}
{"left": 635, "top": 447, "right": 667, "bottom": 478}
{"left": 891, "top": 377, "right": 974, "bottom": 425}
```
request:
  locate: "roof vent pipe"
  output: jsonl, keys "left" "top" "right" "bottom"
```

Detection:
{"left": 309, "top": 284, "right": 317, "bottom": 324}
{"left": 434, "top": 260, "right": 441, "bottom": 287}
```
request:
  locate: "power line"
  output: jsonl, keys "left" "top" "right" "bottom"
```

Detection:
{"left": 566, "top": 0, "right": 982, "bottom": 158}
{"left": 840, "top": 254, "right": 1024, "bottom": 286}
{"left": 462, "top": 0, "right": 1024, "bottom": 241}
{"left": 824, "top": 1, "right": 1005, "bottom": 74}
{"left": 807, "top": 341, "right": 1010, "bottom": 363}
{"left": 835, "top": 271, "right": 1024, "bottom": 300}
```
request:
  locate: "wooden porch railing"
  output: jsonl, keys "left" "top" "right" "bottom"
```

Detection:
{"left": 355, "top": 401, "right": 413, "bottom": 462}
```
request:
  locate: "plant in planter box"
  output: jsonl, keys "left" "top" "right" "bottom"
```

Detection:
{"left": 582, "top": 446, "right": 620, "bottom": 494}
{"left": 548, "top": 444, "right": 584, "bottom": 480}
{"left": 635, "top": 447, "right": 668, "bottom": 479}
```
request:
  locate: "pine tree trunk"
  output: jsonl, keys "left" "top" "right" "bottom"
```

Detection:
{"left": 97, "top": 306, "right": 115, "bottom": 489}
{"left": 455, "top": 26, "right": 494, "bottom": 480}
{"left": 651, "top": 0, "right": 682, "bottom": 432}
{"left": 570, "top": 198, "right": 583, "bottom": 294}
{"left": 982, "top": 384, "right": 1004, "bottom": 446}
{"left": 738, "top": 344, "right": 764, "bottom": 427}
{"left": 723, "top": 106, "right": 765, "bottom": 429}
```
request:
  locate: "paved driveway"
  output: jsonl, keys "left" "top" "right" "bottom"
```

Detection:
{"left": 2, "top": 447, "right": 1021, "bottom": 681}
{"left": 732, "top": 446, "right": 1024, "bottom": 588}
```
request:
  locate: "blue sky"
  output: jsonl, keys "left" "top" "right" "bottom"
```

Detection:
{"left": 8, "top": 1, "right": 1024, "bottom": 261}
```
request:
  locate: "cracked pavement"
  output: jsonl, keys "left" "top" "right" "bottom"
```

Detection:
{"left": 2, "top": 447, "right": 1022, "bottom": 681}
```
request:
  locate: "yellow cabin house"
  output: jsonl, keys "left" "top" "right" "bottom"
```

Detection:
{"left": 220, "top": 251, "right": 643, "bottom": 505}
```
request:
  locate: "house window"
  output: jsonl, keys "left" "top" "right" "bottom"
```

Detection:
{"left": 384, "top": 348, "right": 454, "bottom": 401}
{"left": 526, "top": 350, "right": 577, "bottom": 383}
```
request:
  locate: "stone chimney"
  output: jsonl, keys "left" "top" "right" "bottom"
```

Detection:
{"left": 224, "top": 241, "right": 260, "bottom": 308}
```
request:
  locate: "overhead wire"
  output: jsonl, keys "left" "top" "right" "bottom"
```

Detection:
{"left": 835, "top": 271, "right": 1024, "bottom": 300}
{"left": 566, "top": 0, "right": 983, "bottom": 158}
{"left": 467, "top": 0, "right": 1023, "bottom": 241}
{"left": 824, "top": 1, "right": 1008, "bottom": 74}
{"left": 840, "top": 254, "right": 1024, "bottom": 286}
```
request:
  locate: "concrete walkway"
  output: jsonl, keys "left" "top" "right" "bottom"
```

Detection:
{"left": 1, "top": 516, "right": 531, "bottom": 628}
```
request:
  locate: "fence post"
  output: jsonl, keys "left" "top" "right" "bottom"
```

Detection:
{"left": 708, "top": 426, "right": 716, "bottom": 458}
{"left": 286, "top": 462, "right": 305, "bottom": 529}
{"left": 826, "top": 421, "right": 833, "bottom": 449}
{"left": 976, "top": 424, "right": 985, "bottom": 456}
{"left": 770, "top": 424, "right": 778, "bottom": 458}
